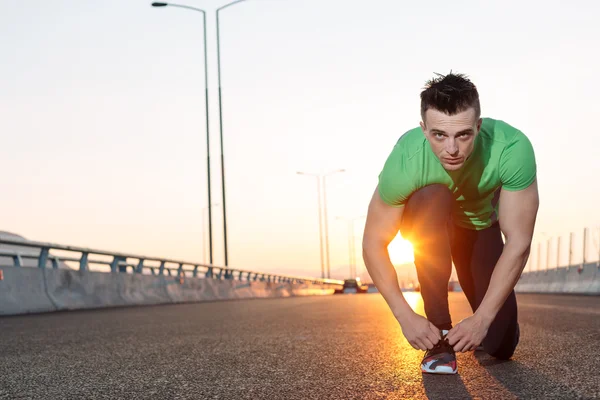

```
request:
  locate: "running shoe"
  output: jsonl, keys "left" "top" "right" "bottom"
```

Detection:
{"left": 420, "top": 330, "right": 457, "bottom": 374}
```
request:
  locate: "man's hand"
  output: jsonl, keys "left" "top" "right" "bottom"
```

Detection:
{"left": 398, "top": 312, "right": 442, "bottom": 351}
{"left": 446, "top": 314, "right": 489, "bottom": 352}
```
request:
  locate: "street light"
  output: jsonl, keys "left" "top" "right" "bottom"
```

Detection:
{"left": 546, "top": 236, "right": 551, "bottom": 271}
{"left": 217, "top": 0, "right": 248, "bottom": 267}
{"left": 201, "top": 203, "right": 220, "bottom": 264}
{"left": 297, "top": 172, "right": 325, "bottom": 279}
{"left": 297, "top": 169, "right": 345, "bottom": 279}
{"left": 536, "top": 232, "right": 550, "bottom": 271}
{"left": 151, "top": 2, "right": 215, "bottom": 265}
{"left": 336, "top": 215, "right": 367, "bottom": 279}
{"left": 322, "top": 169, "right": 345, "bottom": 279}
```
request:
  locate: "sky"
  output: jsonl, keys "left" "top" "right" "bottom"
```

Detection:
{"left": 1, "top": 0, "right": 599, "bottom": 280}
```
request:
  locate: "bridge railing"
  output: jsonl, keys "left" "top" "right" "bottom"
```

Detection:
{"left": 0, "top": 238, "right": 344, "bottom": 286}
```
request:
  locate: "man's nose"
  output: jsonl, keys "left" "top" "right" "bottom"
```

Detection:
{"left": 445, "top": 140, "right": 458, "bottom": 155}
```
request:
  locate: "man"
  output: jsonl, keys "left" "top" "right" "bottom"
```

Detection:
{"left": 362, "top": 72, "right": 539, "bottom": 375}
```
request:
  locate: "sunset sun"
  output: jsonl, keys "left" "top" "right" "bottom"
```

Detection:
{"left": 387, "top": 234, "right": 415, "bottom": 265}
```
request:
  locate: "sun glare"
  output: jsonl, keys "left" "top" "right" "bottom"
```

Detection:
{"left": 387, "top": 234, "right": 415, "bottom": 265}
{"left": 403, "top": 291, "right": 423, "bottom": 313}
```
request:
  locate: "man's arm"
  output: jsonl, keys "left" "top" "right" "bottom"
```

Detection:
{"left": 362, "top": 186, "right": 441, "bottom": 350}
{"left": 447, "top": 179, "right": 539, "bottom": 352}
{"left": 475, "top": 179, "right": 539, "bottom": 324}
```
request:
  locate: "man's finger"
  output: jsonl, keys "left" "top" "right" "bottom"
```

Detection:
{"left": 446, "top": 325, "right": 459, "bottom": 341}
{"left": 407, "top": 338, "right": 419, "bottom": 350}
{"left": 414, "top": 340, "right": 427, "bottom": 351}
{"left": 422, "top": 337, "right": 435, "bottom": 350}
{"left": 447, "top": 329, "right": 462, "bottom": 346}
{"left": 429, "top": 323, "right": 442, "bottom": 340}
{"left": 453, "top": 338, "right": 470, "bottom": 352}
{"left": 427, "top": 331, "right": 441, "bottom": 347}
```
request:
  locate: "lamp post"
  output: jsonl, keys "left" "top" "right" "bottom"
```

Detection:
{"left": 297, "top": 169, "right": 345, "bottom": 279}
{"left": 201, "top": 203, "right": 220, "bottom": 264}
{"left": 581, "top": 227, "right": 588, "bottom": 272}
{"left": 151, "top": 2, "right": 215, "bottom": 264}
{"left": 546, "top": 237, "right": 551, "bottom": 271}
{"left": 217, "top": 0, "right": 248, "bottom": 267}
{"left": 569, "top": 232, "right": 574, "bottom": 268}
{"left": 536, "top": 232, "right": 548, "bottom": 271}
{"left": 297, "top": 172, "right": 325, "bottom": 279}
{"left": 557, "top": 235, "right": 561, "bottom": 270}
{"left": 322, "top": 170, "right": 345, "bottom": 279}
{"left": 336, "top": 215, "right": 367, "bottom": 278}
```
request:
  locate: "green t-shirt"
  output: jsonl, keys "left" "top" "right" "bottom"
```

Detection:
{"left": 378, "top": 117, "right": 537, "bottom": 230}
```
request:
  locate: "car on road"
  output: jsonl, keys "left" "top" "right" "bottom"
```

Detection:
{"left": 334, "top": 278, "right": 368, "bottom": 294}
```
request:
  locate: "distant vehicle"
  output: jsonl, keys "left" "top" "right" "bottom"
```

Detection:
{"left": 334, "top": 278, "right": 368, "bottom": 294}
{"left": 448, "top": 280, "right": 462, "bottom": 292}
{"left": 366, "top": 283, "right": 379, "bottom": 293}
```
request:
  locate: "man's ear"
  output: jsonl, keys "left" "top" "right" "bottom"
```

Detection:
{"left": 476, "top": 118, "right": 483, "bottom": 132}
{"left": 420, "top": 120, "right": 426, "bottom": 133}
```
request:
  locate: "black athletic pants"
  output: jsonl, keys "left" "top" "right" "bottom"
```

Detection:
{"left": 400, "top": 184, "right": 520, "bottom": 360}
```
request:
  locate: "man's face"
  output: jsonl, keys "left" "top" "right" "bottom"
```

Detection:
{"left": 420, "top": 107, "right": 482, "bottom": 171}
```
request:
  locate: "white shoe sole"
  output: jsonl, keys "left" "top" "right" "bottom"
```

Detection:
{"left": 421, "top": 365, "right": 457, "bottom": 374}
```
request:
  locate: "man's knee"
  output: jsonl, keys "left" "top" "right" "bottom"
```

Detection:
{"left": 485, "top": 323, "right": 520, "bottom": 360}
{"left": 402, "top": 184, "right": 454, "bottom": 238}
{"left": 411, "top": 184, "right": 453, "bottom": 205}
{"left": 487, "top": 343, "right": 517, "bottom": 360}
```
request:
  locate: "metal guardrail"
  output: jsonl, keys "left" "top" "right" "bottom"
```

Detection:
{"left": 0, "top": 238, "right": 344, "bottom": 286}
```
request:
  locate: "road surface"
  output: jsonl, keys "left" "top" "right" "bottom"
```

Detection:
{"left": 1, "top": 292, "right": 598, "bottom": 399}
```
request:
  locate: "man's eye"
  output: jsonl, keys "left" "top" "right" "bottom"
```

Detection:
{"left": 435, "top": 133, "right": 444, "bottom": 139}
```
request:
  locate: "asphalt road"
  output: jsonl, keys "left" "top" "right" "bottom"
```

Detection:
{"left": 1, "top": 292, "right": 599, "bottom": 399}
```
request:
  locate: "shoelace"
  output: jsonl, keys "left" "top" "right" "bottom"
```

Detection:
{"left": 427, "top": 336, "right": 453, "bottom": 356}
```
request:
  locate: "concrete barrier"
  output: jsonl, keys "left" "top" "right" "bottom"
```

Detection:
{"left": 0, "top": 267, "right": 341, "bottom": 316}
{"left": 166, "top": 277, "right": 217, "bottom": 303}
{"left": 588, "top": 266, "right": 600, "bottom": 293}
{"left": 547, "top": 268, "right": 567, "bottom": 293}
{"left": 0, "top": 266, "right": 57, "bottom": 315}
{"left": 291, "top": 282, "right": 336, "bottom": 297}
{"left": 515, "top": 263, "right": 600, "bottom": 295}
{"left": 44, "top": 269, "right": 127, "bottom": 311}
{"left": 230, "top": 281, "right": 271, "bottom": 300}
{"left": 117, "top": 273, "right": 172, "bottom": 306}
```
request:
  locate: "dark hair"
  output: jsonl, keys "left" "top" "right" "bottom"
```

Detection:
{"left": 420, "top": 72, "right": 480, "bottom": 121}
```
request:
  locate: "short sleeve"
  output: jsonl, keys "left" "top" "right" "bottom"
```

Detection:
{"left": 377, "top": 141, "right": 414, "bottom": 207}
{"left": 499, "top": 133, "right": 537, "bottom": 191}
